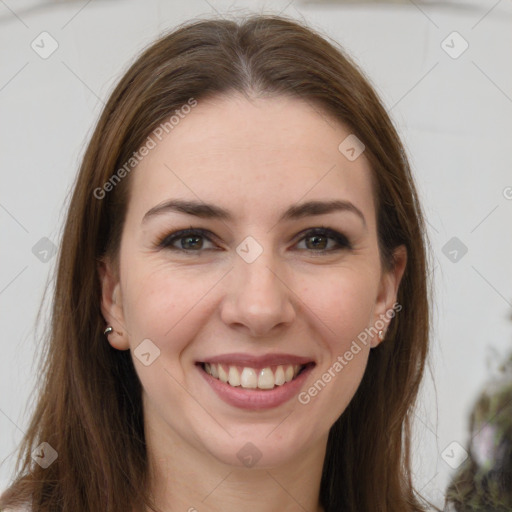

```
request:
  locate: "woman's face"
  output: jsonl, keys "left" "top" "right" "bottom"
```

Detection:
{"left": 100, "top": 93, "right": 406, "bottom": 469}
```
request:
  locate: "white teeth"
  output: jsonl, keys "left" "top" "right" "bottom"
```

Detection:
{"left": 257, "top": 368, "right": 275, "bottom": 389}
{"left": 274, "top": 366, "right": 285, "bottom": 386}
{"left": 240, "top": 367, "right": 258, "bottom": 388}
{"left": 228, "top": 366, "right": 241, "bottom": 387}
{"left": 203, "top": 363, "right": 305, "bottom": 390}
{"left": 218, "top": 364, "right": 228, "bottom": 383}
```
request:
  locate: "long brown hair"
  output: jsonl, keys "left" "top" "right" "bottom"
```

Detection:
{"left": 1, "top": 14, "right": 435, "bottom": 512}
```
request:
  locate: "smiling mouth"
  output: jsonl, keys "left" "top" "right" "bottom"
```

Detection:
{"left": 197, "top": 362, "right": 315, "bottom": 391}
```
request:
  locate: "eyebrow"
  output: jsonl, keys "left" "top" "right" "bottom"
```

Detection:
{"left": 142, "top": 198, "right": 367, "bottom": 228}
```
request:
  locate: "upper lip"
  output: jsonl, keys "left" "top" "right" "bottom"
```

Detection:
{"left": 197, "top": 353, "right": 315, "bottom": 369}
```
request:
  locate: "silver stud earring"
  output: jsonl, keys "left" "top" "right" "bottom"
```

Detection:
{"left": 104, "top": 326, "right": 114, "bottom": 336}
{"left": 378, "top": 330, "right": 385, "bottom": 341}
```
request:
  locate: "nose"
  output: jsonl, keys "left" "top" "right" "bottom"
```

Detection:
{"left": 219, "top": 249, "right": 296, "bottom": 338}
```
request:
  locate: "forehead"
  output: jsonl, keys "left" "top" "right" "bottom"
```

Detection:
{"left": 127, "top": 94, "right": 376, "bottom": 227}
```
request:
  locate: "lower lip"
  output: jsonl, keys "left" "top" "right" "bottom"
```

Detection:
{"left": 197, "top": 363, "right": 315, "bottom": 410}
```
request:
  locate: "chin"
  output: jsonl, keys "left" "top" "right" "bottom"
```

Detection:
{"left": 199, "top": 424, "right": 316, "bottom": 470}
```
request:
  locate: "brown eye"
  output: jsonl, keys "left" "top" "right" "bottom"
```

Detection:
{"left": 156, "top": 227, "right": 351, "bottom": 255}
{"left": 296, "top": 228, "right": 351, "bottom": 253}
{"left": 158, "top": 228, "right": 217, "bottom": 252}
{"left": 180, "top": 235, "right": 203, "bottom": 250}
{"left": 305, "top": 234, "right": 328, "bottom": 250}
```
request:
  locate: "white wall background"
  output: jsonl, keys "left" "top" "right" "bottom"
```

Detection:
{"left": 1, "top": 0, "right": 511, "bottom": 508}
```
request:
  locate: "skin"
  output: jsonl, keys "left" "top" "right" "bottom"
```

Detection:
{"left": 99, "top": 93, "right": 407, "bottom": 512}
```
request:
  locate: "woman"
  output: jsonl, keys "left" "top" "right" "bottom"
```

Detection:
{"left": 0, "top": 14, "right": 436, "bottom": 512}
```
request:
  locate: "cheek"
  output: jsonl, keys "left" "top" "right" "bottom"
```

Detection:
{"left": 296, "top": 271, "right": 377, "bottom": 415}
{"left": 120, "top": 267, "right": 214, "bottom": 411}
{"left": 298, "top": 278, "right": 375, "bottom": 431}
{"left": 300, "top": 269, "right": 377, "bottom": 352}
{"left": 120, "top": 257, "right": 222, "bottom": 355}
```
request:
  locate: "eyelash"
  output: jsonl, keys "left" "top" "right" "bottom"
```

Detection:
{"left": 155, "top": 227, "right": 352, "bottom": 255}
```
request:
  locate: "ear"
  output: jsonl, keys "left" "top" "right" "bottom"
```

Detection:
{"left": 98, "top": 256, "right": 130, "bottom": 350}
{"left": 370, "top": 245, "right": 407, "bottom": 348}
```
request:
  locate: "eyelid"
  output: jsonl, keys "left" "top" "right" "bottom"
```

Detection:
{"left": 292, "top": 226, "right": 351, "bottom": 247}
{"left": 156, "top": 227, "right": 219, "bottom": 249}
{"left": 156, "top": 226, "right": 352, "bottom": 253}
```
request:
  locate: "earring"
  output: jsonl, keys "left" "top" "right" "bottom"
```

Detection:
{"left": 104, "top": 326, "right": 114, "bottom": 336}
{"left": 378, "top": 330, "right": 385, "bottom": 341}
